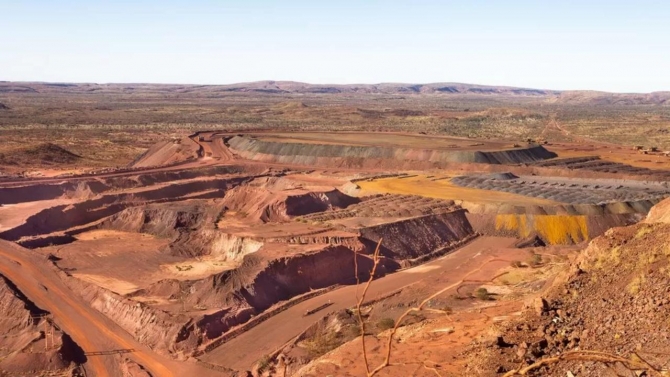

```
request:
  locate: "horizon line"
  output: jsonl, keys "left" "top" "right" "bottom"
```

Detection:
{"left": 1, "top": 79, "right": 669, "bottom": 95}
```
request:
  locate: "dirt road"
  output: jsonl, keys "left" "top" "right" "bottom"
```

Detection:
{"left": 201, "top": 236, "right": 519, "bottom": 369}
{"left": 0, "top": 239, "right": 230, "bottom": 377}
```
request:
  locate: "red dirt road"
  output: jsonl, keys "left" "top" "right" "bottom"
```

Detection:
{"left": 0, "top": 239, "right": 230, "bottom": 377}
{"left": 201, "top": 236, "right": 519, "bottom": 370}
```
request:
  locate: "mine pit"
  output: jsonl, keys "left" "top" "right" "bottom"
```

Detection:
{"left": 2, "top": 130, "right": 670, "bottom": 375}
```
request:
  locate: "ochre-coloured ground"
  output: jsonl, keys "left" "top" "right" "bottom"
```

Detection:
{"left": 200, "top": 237, "right": 521, "bottom": 369}
{"left": 495, "top": 214, "right": 589, "bottom": 244}
{"left": 1, "top": 129, "right": 669, "bottom": 376}
{"left": 291, "top": 243, "right": 578, "bottom": 377}
{"left": 40, "top": 229, "right": 240, "bottom": 295}
{"left": 357, "top": 175, "right": 559, "bottom": 206}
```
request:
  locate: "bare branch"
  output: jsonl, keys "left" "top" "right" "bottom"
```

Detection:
{"left": 355, "top": 238, "right": 383, "bottom": 376}
{"left": 502, "top": 350, "right": 665, "bottom": 377}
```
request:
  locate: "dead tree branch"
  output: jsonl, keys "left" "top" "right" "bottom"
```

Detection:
{"left": 355, "top": 239, "right": 383, "bottom": 376}
{"left": 502, "top": 350, "right": 666, "bottom": 377}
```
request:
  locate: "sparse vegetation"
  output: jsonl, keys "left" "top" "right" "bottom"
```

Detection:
{"left": 3, "top": 82, "right": 670, "bottom": 175}
{"left": 257, "top": 354, "right": 271, "bottom": 373}
{"left": 377, "top": 317, "right": 395, "bottom": 330}
{"left": 529, "top": 253, "right": 543, "bottom": 267}
{"left": 475, "top": 287, "right": 491, "bottom": 301}
{"left": 302, "top": 327, "right": 342, "bottom": 358}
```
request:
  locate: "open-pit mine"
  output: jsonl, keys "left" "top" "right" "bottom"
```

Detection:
{"left": 1, "top": 130, "right": 670, "bottom": 376}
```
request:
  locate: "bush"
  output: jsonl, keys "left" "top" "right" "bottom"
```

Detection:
{"left": 303, "top": 329, "right": 342, "bottom": 358}
{"left": 475, "top": 288, "right": 490, "bottom": 301}
{"left": 377, "top": 317, "right": 395, "bottom": 330}
{"left": 529, "top": 253, "right": 542, "bottom": 267}
{"left": 257, "top": 355, "right": 271, "bottom": 373}
{"left": 349, "top": 323, "right": 361, "bottom": 337}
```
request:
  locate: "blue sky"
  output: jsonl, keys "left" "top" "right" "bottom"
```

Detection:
{"left": 1, "top": 1, "right": 668, "bottom": 92}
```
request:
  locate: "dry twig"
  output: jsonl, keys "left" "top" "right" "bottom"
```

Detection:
{"left": 502, "top": 350, "right": 666, "bottom": 377}
{"left": 355, "top": 239, "right": 383, "bottom": 376}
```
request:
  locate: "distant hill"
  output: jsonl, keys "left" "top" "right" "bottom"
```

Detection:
{"left": 0, "top": 143, "right": 82, "bottom": 166}
{"left": 556, "top": 90, "right": 670, "bottom": 106}
{"left": 1, "top": 80, "right": 668, "bottom": 105}
{"left": 0, "top": 80, "right": 559, "bottom": 96}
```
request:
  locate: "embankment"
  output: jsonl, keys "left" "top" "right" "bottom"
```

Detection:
{"left": 227, "top": 135, "right": 556, "bottom": 168}
{"left": 130, "top": 137, "right": 201, "bottom": 168}
{"left": 0, "top": 165, "right": 251, "bottom": 205}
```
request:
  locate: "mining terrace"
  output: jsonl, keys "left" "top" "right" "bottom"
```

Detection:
{"left": 1, "top": 131, "right": 669, "bottom": 376}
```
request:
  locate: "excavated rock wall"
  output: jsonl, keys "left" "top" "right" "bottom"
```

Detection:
{"left": 1, "top": 177, "right": 247, "bottom": 241}
{"left": 169, "top": 229, "right": 264, "bottom": 259}
{"left": 100, "top": 204, "right": 211, "bottom": 239}
{"left": 0, "top": 165, "right": 251, "bottom": 205}
{"left": 99, "top": 203, "right": 265, "bottom": 260}
{"left": 221, "top": 185, "right": 359, "bottom": 223}
{"left": 357, "top": 210, "right": 474, "bottom": 259}
{"left": 61, "top": 273, "right": 187, "bottom": 355}
{"left": 158, "top": 246, "right": 398, "bottom": 346}
{"left": 0, "top": 180, "right": 109, "bottom": 205}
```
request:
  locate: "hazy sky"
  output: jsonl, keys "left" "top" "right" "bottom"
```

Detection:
{"left": 1, "top": 1, "right": 669, "bottom": 92}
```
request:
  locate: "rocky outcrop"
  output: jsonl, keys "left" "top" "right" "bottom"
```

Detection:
{"left": 464, "top": 205, "right": 670, "bottom": 376}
